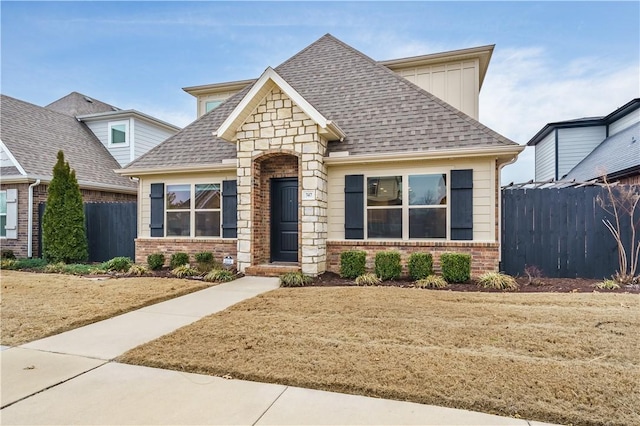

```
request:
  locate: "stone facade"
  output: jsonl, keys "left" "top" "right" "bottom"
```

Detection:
{"left": 327, "top": 240, "right": 500, "bottom": 278}
{"left": 135, "top": 238, "right": 237, "bottom": 267}
{"left": 235, "top": 88, "right": 328, "bottom": 276}
{"left": 0, "top": 182, "right": 136, "bottom": 258}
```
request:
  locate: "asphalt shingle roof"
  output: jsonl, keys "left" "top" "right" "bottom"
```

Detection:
{"left": 565, "top": 122, "right": 640, "bottom": 181}
{"left": 1, "top": 94, "right": 136, "bottom": 190}
{"left": 128, "top": 34, "right": 517, "bottom": 170}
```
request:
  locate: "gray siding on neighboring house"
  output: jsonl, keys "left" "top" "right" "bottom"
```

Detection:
{"left": 535, "top": 132, "right": 556, "bottom": 180}
{"left": 85, "top": 120, "right": 131, "bottom": 166}
{"left": 134, "top": 120, "right": 175, "bottom": 159}
{"left": 557, "top": 126, "right": 606, "bottom": 179}
{"left": 609, "top": 109, "right": 640, "bottom": 136}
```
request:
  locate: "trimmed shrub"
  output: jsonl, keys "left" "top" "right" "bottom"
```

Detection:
{"left": 171, "top": 264, "right": 199, "bottom": 278}
{"left": 477, "top": 272, "right": 519, "bottom": 291}
{"left": 204, "top": 269, "right": 235, "bottom": 283}
{"left": 1, "top": 249, "right": 15, "bottom": 260}
{"left": 42, "top": 150, "right": 88, "bottom": 264}
{"left": 340, "top": 250, "right": 366, "bottom": 278}
{"left": 279, "top": 272, "right": 312, "bottom": 287}
{"left": 103, "top": 256, "right": 133, "bottom": 272}
{"left": 375, "top": 251, "right": 402, "bottom": 281}
{"left": 440, "top": 253, "right": 471, "bottom": 283}
{"left": 408, "top": 252, "right": 433, "bottom": 280}
{"left": 128, "top": 264, "right": 149, "bottom": 276}
{"left": 355, "top": 273, "right": 381, "bottom": 286}
{"left": 147, "top": 253, "right": 165, "bottom": 270}
{"left": 194, "top": 251, "right": 215, "bottom": 272}
{"left": 170, "top": 252, "right": 190, "bottom": 269}
{"left": 415, "top": 275, "right": 448, "bottom": 289}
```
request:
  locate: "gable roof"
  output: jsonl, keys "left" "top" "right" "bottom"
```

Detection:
{"left": 0, "top": 94, "right": 136, "bottom": 191}
{"left": 45, "top": 91, "right": 120, "bottom": 116}
{"left": 125, "top": 34, "right": 519, "bottom": 171}
{"left": 565, "top": 122, "right": 640, "bottom": 181}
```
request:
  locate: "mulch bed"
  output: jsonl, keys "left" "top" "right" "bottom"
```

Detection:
{"left": 309, "top": 272, "right": 640, "bottom": 293}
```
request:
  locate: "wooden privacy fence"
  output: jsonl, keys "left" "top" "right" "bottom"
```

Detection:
{"left": 501, "top": 185, "right": 639, "bottom": 279}
{"left": 39, "top": 202, "right": 137, "bottom": 262}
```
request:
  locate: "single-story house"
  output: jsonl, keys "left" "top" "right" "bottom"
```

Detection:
{"left": 118, "top": 34, "right": 524, "bottom": 277}
{"left": 527, "top": 98, "right": 640, "bottom": 185}
{"left": 0, "top": 92, "right": 180, "bottom": 258}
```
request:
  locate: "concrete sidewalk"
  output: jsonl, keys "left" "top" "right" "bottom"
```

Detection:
{"left": 1, "top": 276, "right": 556, "bottom": 425}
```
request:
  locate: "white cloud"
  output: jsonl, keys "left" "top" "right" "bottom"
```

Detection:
{"left": 480, "top": 47, "right": 640, "bottom": 185}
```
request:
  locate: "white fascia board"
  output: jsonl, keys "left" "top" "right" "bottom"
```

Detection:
{"left": 0, "top": 140, "right": 27, "bottom": 175}
{"left": 215, "top": 67, "right": 345, "bottom": 142}
{"left": 77, "top": 110, "right": 181, "bottom": 132}
{"left": 324, "top": 145, "right": 525, "bottom": 165}
{"left": 115, "top": 162, "right": 237, "bottom": 177}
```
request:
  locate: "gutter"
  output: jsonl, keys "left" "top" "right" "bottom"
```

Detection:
{"left": 27, "top": 179, "right": 40, "bottom": 258}
{"left": 115, "top": 161, "right": 238, "bottom": 177}
{"left": 497, "top": 155, "right": 519, "bottom": 264}
{"left": 325, "top": 145, "right": 525, "bottom": 165}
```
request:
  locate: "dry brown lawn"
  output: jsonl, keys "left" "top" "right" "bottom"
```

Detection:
{"left": 0, "top": 270, "right": 211, "bottom": 346}
{"left": 119, "top": 287, "right": 639, "bottom": 426}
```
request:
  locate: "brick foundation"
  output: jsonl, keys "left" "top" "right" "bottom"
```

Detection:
{"left": 0, "top": 182, "right": 136, "bottom": 258}
{"left": 135, "top": 238, "right": 237, "bottom": 267}
{"left": 327, "top": 240, "right": 500, "bottom": 278}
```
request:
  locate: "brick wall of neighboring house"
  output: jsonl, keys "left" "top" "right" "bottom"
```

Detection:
{"left": 0, "top": 182, "right": 136, "bottom": 258}
{"left": 135, "top": 238, "right": 237, "bottom": 267}
{"left": 252, "top": 153, "right": 299, "bottom": 265}
{"left": 326, "top": 240, "right": 500, "bottom": 278}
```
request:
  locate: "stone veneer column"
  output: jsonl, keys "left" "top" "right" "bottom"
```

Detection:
{"left": 235, "top": 88, "right": 328, "bottom": 276}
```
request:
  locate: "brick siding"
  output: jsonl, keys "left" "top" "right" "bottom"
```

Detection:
{"left": 135, "top": 238, "right": 237, "bottom": 267}
{"left": 327, "top": 240, "right": 500, "bottom": 278}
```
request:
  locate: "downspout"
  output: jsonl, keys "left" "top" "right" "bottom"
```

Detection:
{"left": 497, "top": 157, "right": 518, "bottom": 265}
{"left": 27, "top": 179, "right": 41, "bottom": 258}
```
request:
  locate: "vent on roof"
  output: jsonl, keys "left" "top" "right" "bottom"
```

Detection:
{"left": 84, "top": 96, "right": 93, "bottom": 103}
{"left": 112, "top": 107, "right": 119, "bottom": 111}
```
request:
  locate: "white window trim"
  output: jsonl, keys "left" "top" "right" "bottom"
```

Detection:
{"left": 165, "top": 183, "right": 222, "bottom": 238}
{"left": 364, "top": 172, "right": 449, "bottom": 241}
{"left": 108, "top": 120, "right": 130, "bottom": 147}
{"left": 1, "top": 189, "right": 18, "bottom": 239}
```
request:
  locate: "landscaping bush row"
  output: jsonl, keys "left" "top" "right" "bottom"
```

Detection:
{"left": 146, "top": 251, "right": 223, "bottom": 272}
{"left": 340, "top": 250, "right": 471, "bottom": 282}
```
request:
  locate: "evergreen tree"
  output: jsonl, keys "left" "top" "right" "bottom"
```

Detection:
{"left": 42, "top": 151, "right": 88, "bottom": 263}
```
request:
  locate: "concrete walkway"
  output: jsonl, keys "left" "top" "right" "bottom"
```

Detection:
{"left": 1, "top": 276, "right": 555, "bottom": 425}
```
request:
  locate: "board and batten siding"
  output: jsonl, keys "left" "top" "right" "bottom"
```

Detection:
{"left": 138, "top": 171, "right": 237, "bottom": 238}
{"left": 534, "top": 132, "right": 556, "bottom": 181}
{"left": 84, "top": 120, "right": 132, "bottom": 166}
{"left": 557, "top": 126, "right": 606, "bottom": 179}
{"left": 134, "top": 120, "right": 175, "bottom": 159}
{"left": 395, "top": 60, "right": 479, "bottom": 119}
{"left": 327, "top": 158, "right": 496, "bottom": 242}
{"left": 609, "top": 109, "right": 640, "bottom": 136}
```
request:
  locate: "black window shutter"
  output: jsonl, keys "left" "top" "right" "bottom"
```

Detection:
{"left": 149, "top": 183, "right": 164, "bottom": 237}
{"left": 222, "top": 180, "right": 238, "bottom": 238}
{"left": 344, "top": 174, "right": 364, "bottom": 239}
{"left": 450, "top": 169, "right": 473, "bottom": 240}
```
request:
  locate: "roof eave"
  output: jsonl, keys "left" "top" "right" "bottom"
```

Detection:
{"left": 116, "top": 161, "right": 238, "bottom": 177}
{"left": 182, "top": 79, "right": 257, "bottom": 97}
{"left": 325, "top": 145, "right": 524, "bottom": 165}
{"left": 77, "top": 110, "right": 181, "bottom": 132}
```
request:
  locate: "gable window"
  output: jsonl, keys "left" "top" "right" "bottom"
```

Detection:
{"left": 108, "top": 120, "right": 129, "bottom": 146}
{"left": 205, "top": 100, "right": 223, "bottom": 113}
{"left": 166, "top": 183, "right": 221, "bottom": 237}
{"left": 366, "top": 174, "right": 447, "bottom": 239}
{"left": 0, "top": 191, "right": 6, "bottom": 238}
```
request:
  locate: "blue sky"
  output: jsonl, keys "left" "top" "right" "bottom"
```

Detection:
{"left": 2, "top": 1, "right": 639, "bottom": 183}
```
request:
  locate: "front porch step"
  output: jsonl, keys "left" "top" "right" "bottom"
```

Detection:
{"left": 245, "top": 263, "right": 301, "bottom": 277}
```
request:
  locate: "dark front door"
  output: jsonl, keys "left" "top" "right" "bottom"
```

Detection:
{"left": 271, "top": 178, "right": 298, "bottom": 262}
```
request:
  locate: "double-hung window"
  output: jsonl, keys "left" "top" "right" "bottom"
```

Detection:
{"left": 166, "top": 184, "right": 221, "bottom": 237}
{"left": 366, "top": 173, "right": 447, "bottom": 239}
{"left": 0, "top": 191, "right": 6, "bottom": 238}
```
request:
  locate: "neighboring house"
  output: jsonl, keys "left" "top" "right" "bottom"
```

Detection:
{"left": 119, "top": 34, "right": 523, "bottom": 277}
{"left": 0, "top": 92, "right": 180, "bottom": 258}
{"left": 527, "top": 98, "right": 640, "bottom": 184}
